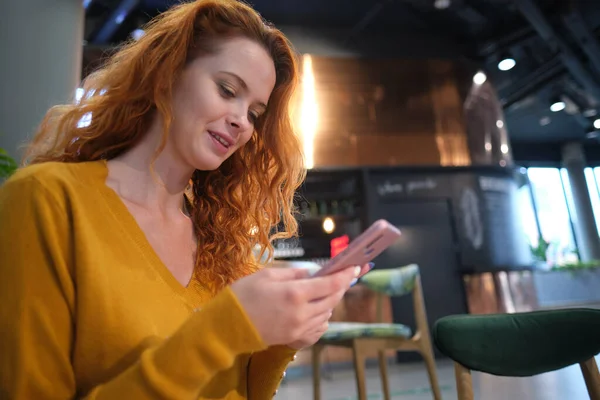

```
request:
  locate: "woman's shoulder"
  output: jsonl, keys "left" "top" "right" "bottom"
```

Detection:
{"left": 8, "top": 160, "right": 103, "bottom": 185}
{"left": 3, "top": 160, "right": 105, "bottom": 198}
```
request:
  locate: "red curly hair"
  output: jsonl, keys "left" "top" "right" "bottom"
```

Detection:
{"left": 23, "top": 0, "right": 306, "bottom": 293}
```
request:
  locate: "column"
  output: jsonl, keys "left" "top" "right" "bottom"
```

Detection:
{"left": 562, "top": 142, "right": 600, "bottom": 261}
{"left": 0, "top": 0, "right": 84, "bottom": 161}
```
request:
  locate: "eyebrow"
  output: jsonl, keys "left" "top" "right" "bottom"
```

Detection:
{"left": 220, "top": 71, "right": 267, "bottom": 110}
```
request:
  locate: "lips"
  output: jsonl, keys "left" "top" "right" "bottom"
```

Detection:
{"left": 207, "top": 130, "right": 234, "bottom": 149}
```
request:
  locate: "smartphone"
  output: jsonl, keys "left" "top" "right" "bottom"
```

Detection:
{"left": 312, "top": 219, "right": 401, "bottom": 277}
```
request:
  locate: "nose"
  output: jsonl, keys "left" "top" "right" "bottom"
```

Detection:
{"left": 226, "top": 113, "right": 251, "bottom": 138}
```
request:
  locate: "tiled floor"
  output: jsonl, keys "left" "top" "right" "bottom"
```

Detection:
{"left": 278, "top": 355, "right": 599, "bottom": 400}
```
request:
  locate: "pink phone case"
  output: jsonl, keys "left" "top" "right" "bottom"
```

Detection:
{"left": 312, "top": 219, "right": 401, "bottom": 277}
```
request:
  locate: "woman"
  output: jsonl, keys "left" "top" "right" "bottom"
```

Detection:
{"left": 0, "top": 0, "right": 369, "bottom": 398}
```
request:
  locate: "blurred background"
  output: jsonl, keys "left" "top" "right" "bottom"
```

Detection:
{"left": 2, "top": 0, "right": 600, "bottom": 398}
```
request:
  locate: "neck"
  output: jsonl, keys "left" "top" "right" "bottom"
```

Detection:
{"left": 106, "top": 119, "right": 194, "bottom": 216}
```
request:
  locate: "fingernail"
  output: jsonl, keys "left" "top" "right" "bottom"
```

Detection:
{"left": 350, "top": 278, "right": 358, "bottom": 287}
{"left": 368, "top": 262, "right": 375, "bottom": 270}
{"left": 354, "top": 266, "right": 361, "bottom": 277}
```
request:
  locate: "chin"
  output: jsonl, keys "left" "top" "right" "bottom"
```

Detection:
{"left": 187, "top": 138, "right": 232, "bottom": 171}
{"left": 191, "top": 153, "right": 228, "bottom": 171}
{"left": 192, "top": 161, "right": 223, "bottom": 171}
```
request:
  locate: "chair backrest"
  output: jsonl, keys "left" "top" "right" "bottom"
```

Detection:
{"left": 433, "top": 308, "right": 600, "bottom": 377}
{"left": 358, "top": 264, "right": 420, "bottom": 297}
{"left": 359, "top": 264, "right": 431, "bottom": 338}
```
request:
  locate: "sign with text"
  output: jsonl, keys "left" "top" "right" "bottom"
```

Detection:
{"left": 330, "top": 235, "right": 350, "bottom": 258}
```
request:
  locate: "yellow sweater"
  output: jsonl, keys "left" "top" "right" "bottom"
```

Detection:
{"left": 0, "top": 160, "right": 296, "bottom": 399}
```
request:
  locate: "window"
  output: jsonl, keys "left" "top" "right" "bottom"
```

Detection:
{"left": 583, "top": 168, "right": 600, "bottom": 236}
{"left": 527, "top": 168, "right": 577, "bottom": 265}
{"left": 516, "top": 180, "right": 539, "bottom": 249}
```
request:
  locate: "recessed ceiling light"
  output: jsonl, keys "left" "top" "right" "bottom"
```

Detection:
{"left": 550, "top": 101, "right": 566, "bottom": 112}
{"left": 434, "top": 0, "right": 451, "bottom": 9}
{"left": 498, "top": 58, "right": 516, "bottom": 71}
{"left": 131, "top": 29, "right": 145, "bottom": 41}
{"left": 473, "top": 71, "right": 487, "bottom": 85}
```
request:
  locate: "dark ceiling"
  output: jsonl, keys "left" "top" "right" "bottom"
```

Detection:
{"left": 83, "top": 0, "right": 600, "bottom": 161}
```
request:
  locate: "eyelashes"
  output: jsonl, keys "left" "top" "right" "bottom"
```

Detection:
{"left": 218, "top": 83, "right": 236, "bottom": 98}
{"left": 218, "top": 82, "right": 260, "bottom": 123}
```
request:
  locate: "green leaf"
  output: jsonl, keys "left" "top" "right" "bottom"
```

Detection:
{"left": 0, "top": 147, "right": 18, "bottom": 180}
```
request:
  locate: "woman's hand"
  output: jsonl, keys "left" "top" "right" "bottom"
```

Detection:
{"left": 231, "top": 265, "right": 365, "bottom": 347}
{"left": 286, "top": 263, "right": 373, "bottom": 350}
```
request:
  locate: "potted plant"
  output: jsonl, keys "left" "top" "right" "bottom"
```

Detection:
{"left": 0, "top": 148, "right": 18, "bottom": 180}
{"left": 531, "top": 236, "right": 600, "bottom": 307}
{"left": 529, "top": 236, "right": 550, "bottom": 263}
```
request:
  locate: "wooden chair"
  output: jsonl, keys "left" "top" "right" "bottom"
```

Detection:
{"left": 433, "top": 309, "right": 600, "bottom": 400}
{"left": 312, "top": 264, "right": 442, "bottom": 400}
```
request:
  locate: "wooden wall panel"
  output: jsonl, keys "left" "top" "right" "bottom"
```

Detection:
{"left": 300, "top": 56, "right": 470, "bottom": 168}
{"left": 312, "top": 133, "right": 441, "bottom": 168}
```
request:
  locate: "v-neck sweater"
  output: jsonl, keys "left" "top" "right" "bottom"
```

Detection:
{"left": 0, "top": 160, "right": 296, "bottom": 399}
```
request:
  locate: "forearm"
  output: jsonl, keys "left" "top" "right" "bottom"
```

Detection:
{"left": 247, "top": 345, "right": 297, "bottom": 399}
{"left": 83, "top": 287, "right": 267, "bottom": 399}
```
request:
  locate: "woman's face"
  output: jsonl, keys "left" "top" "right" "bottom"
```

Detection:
{"left": 169, "top": 36, "right": 277, "bottom": 171}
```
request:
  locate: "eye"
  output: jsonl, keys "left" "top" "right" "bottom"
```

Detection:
{"left": 218, "top": 82, "right": 236, "bottom": 98}
{"left": 248, "top": 111, "right": 260, "bottom": 124}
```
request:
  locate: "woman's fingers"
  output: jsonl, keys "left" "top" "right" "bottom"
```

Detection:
{"left": 296, "top": 309, "right": 333, "bottom": 337}
{"left": 264, "top": 266, "right": 313, "bottom": 281}
{"left": 298, "top": 285, "right": 348, "bottom": 321}
{"left": 358, "top": 262, "right": 374, "bottom": 277}
{"left": 292, "top": 266, "right": 360, "bottom": 302}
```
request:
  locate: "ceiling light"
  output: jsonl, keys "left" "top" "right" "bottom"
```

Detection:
{"left": 115, "top": 11, "right": 127, "bottom": 24}
{"left": 473, "top": 71, "right": 487, "bottom": 85}
{"left": 498, "top": 58, "right": 516, "bottom": 71}
{"left": 550, "top": 100, "right": 566, "bottom": 112}
{"left": 322, "top": 217, "right": 335, "bottom": 234}
{"left": 434, "top": 0, "right": 451, "bottom": 9}
{"left": 131, "top": 29, "right": 145, "bottom": 41}
{"left": 594, "top": 119, "right": 600, "bottom": 130}
{"left": 496, "top": 120, "right": 504, "bottom": 128}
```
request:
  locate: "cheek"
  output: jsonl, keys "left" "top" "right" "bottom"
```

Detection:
{"left": 176, "top": 82, "right": 222, "bottom": 125}
{"left": 240, "top": 129, "right": 255, "bottom": 147}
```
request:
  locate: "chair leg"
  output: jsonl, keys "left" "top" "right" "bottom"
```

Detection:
{"left": 378, "top": 350, "right": 391, "bottom": 400}
{"left": 454, "top": 362, "right": 474, "bottom": 400}
{"left": 420, "top": 342, "right": 442, "bottom": 400}
{"left": 312, "top": 345, "right": 324, "bottom": 400}
{"left": 352, "top": 340, "right": 368, "bottom": 400}
{"left": 580, "top": 357, "right": 600, "bottom": 400}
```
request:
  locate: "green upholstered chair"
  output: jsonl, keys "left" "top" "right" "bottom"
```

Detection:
{"left": 433, "top": 309, "right": 600, "bottom": 400}
{"left": 312, "top": 264, "right": 442, "bottom": 400}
